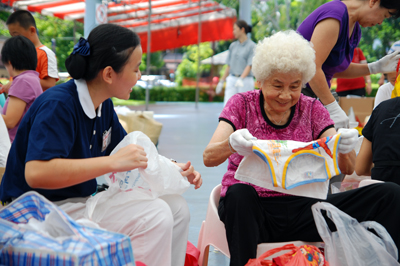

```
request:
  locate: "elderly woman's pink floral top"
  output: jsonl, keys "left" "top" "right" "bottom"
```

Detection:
{"left": 219, "top": 90, "right": 334, "bottom": 197}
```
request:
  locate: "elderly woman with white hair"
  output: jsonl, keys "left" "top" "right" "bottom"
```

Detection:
{"left": 203, "top": 30, "right": 400, "bottom": 266}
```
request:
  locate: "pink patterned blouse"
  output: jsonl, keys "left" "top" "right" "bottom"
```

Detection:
{"left": 219, "top": 90, "right": 334, "bottom": 197}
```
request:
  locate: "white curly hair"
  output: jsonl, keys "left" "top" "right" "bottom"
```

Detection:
{"left": 252, "top": 30, "right": 316, "bottom": 86}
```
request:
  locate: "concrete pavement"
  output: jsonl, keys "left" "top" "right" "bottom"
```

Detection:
{"left": 131, "top": 101, "right": 230, "bottom": 265}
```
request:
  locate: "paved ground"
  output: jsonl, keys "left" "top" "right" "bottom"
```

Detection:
{"left": 130, "top": 101, "right": 230, "bottom": 265}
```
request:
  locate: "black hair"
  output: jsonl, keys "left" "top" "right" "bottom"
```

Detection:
{"left": 380, "top": 0, "right": 400, "bottom": 18}
{"left": 6, "top": 10, "right": 37, "bottom": 30}
{"left": 65, "top": 24, "right": 141, "bottom": 81}
{"left": 1, "top": 36, "right": 37, "bottom": 71}
{"left": 235, "top": 20, "right": 252, "bottom": 34}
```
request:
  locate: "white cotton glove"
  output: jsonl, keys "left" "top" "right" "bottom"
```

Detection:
{"left": 234, "top": 78, "right": 244, "bottom": 87}
{"left": 229, "top": 129, "right": 256, "bottom": 156}
{"left": 368, "top": 51, "right": 400, "bottom": 74}
{"left": 216, "top": 81, "right": 224, "bottom": 94}
{"left": 337, "top": 128, "right": 359, "bottom": 154}
{"left": 325, "top": 101, "right": 349, "bottom": 130}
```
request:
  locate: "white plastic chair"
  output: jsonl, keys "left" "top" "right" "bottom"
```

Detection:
{"left": 358, "top": 179, "right": 383, "bottom": 188}
{"left": 197, "top": 184, "right": 323, "bottom": 266}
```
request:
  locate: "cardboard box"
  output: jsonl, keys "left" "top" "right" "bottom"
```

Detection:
{"left": 339, "top": 97, "right": 375, "bottom": 124}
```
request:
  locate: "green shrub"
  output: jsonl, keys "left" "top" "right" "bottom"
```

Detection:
{"left": 129, "top": 86, "right": 224, "bottom": 102}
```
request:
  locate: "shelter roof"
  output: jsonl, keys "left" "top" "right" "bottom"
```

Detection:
{"left": 4, "top": 0, "right": 236, "bottom": 52}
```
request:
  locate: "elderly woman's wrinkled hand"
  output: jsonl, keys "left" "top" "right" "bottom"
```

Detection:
{"left": 229, "top": 129, "right": 256, "bottom": 156}
{"left": 177, "top": 161, "right": 202, "bottom": 189}
{"left": 337, "top": 128, "right": 359, "bottom": 154}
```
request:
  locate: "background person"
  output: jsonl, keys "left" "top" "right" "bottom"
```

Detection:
{"left": 378, "top": 40, "right": 400, "bottom": 86}
{"left": 336, "top": 47, "right": 372, "bottom": 96}
{"left": 297, "top": 0, "right": 400, "bottom": 129}
{"left": 203, "top": 30, "right": 400, "bottom": 266}
{"left": 1, "top": 36, "right": 42, "bottom": 143}
{"left": 216, "top": 20, "right": 256, "bottom": 105}
{"left": 1, "top": 10, "right": 58, "bottom": 93}
{"left": 374, "top": 71, "right": 399, "bottom": 108}
{"left": 0, "top": 24, "right": 202, "bottom": 266}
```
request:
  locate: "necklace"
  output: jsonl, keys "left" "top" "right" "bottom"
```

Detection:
{"left": 264, "top": 103, "right": 289, "bottom": 125}
{"left": 270, "top": 110, "right": 288, "bottom": 125}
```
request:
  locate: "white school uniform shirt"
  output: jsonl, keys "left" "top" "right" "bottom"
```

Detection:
{"left": 374, "top": 82, "right": 394, "bottom": 109}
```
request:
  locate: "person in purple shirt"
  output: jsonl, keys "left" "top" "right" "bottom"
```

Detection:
{"left": 297, "top": 0, "right": 400, "bottom": 129}
{"left": 1, "top": 35, "right": 42, "bottom": 142}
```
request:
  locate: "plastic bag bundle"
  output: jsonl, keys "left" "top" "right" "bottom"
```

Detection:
{"left": 311, "top": 202, "right": 399, "bottom": 266}
{"left": 86, "top": 131, "right": 190, "bottom": 222}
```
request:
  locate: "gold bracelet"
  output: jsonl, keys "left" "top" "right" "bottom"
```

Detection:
{"left": 228, "top": 139, "right": 236, "bottom": 154}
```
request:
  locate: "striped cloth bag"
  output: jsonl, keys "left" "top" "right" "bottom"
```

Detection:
{"left": 0, "top": 191, "right": 135, "bottom": 266}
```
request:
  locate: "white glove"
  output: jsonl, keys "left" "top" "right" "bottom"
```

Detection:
{"left": 216, "top": 81, "right": 224, "bottom": 94}
{"left": 234, "top": 78, "right": 244, "bottom": 87}
{"left": 229, "top": 129, "right": 256, "bottom": 156}
{"left": 325, "top": 101, "right": 349, "bottom": 130}
{"left": 368, "top": 51, "right": 400, "bottom": 74}
{"left": 337, "top": 128, "right": 359, "bottom": 154}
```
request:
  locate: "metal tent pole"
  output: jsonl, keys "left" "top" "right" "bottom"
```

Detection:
{"left": 195, "top": 0, "right": 202, "bottom": 109}
{"left": 145, "top": 0, "right": 152, "bottom": 111}
{"left": 84, "top": 0, "right": 101, "bottom": 38}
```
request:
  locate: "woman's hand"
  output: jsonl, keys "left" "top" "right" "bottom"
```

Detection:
{"left": 176, "top": 161, "right": 202, "bottom": 189}
{"left": 110, "top": 144, "right": 148, "bottom": 172}
{"left": 229, "top": 129, "right": 256, "bottom": 156}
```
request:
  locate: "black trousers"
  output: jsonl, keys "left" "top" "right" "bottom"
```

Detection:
{"left": 218, "top": 183, "right": 400, "bottom": 266}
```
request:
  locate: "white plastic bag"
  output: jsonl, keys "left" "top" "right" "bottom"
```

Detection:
{"left": 0, "top": 115, "right": 11, "bottom": 168}
{"left": 85, "top": 131, "right": 190, "bottom": 222}
{"left": 311, "top": 202, "right": 399, "bottom": 266}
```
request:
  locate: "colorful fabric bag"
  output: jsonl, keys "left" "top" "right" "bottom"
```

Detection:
{"left": 0, "top": 191, "right": 135, "bottom": 266}
{"left": 245, "top": 244, "right": 329, "bottom": 266}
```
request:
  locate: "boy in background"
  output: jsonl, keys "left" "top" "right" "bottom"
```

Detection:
{"left": 1, "top": 36, "right": 42, "bottom": 142}
{"left": 1, "top": 10, "right": 58, "bottom": 93}
{"left": 374, "top": 71, "right": 399, "bottom": 108}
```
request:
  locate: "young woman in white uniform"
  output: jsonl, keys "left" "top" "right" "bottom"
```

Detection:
{"left": 216, "top": 20, "right": 256, "bottom": 105}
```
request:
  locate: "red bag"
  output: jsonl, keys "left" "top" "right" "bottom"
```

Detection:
{"left": 184, "top": 241, "right": 200, "bottom": 266}
{"left": 245, "top": 244, "right": 329, "bottom": 266}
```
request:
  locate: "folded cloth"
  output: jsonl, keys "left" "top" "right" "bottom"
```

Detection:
{"left": 235, "top": 133, "right": 342, "bottom": 199}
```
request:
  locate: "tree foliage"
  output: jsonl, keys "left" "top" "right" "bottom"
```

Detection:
{"left": 359, "top": 18, "right": 400, "bottom": 62}
{"left": 250, "top": 0, "right": 329, "bottom": 40}
{"left": 0, "top": 10, "right": 83, "bottom": 72}
{"left": 215, "top": 0, "right": 400, "bottom": 65}
{"left": 175, "top": 42, "right": 213, "bottom": 85}
{"left": 140, "top": 51, "right": 165, "bottom": 73}
{"left": 35, "top": 14, "right": 84, "bottom": 72}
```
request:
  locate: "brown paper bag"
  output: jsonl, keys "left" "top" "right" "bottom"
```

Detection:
{"left": 0, "top": 167, "right": 5, "bottom": 184}
{"left": 117, "top": 111, "right": 163, "bottom": 145}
